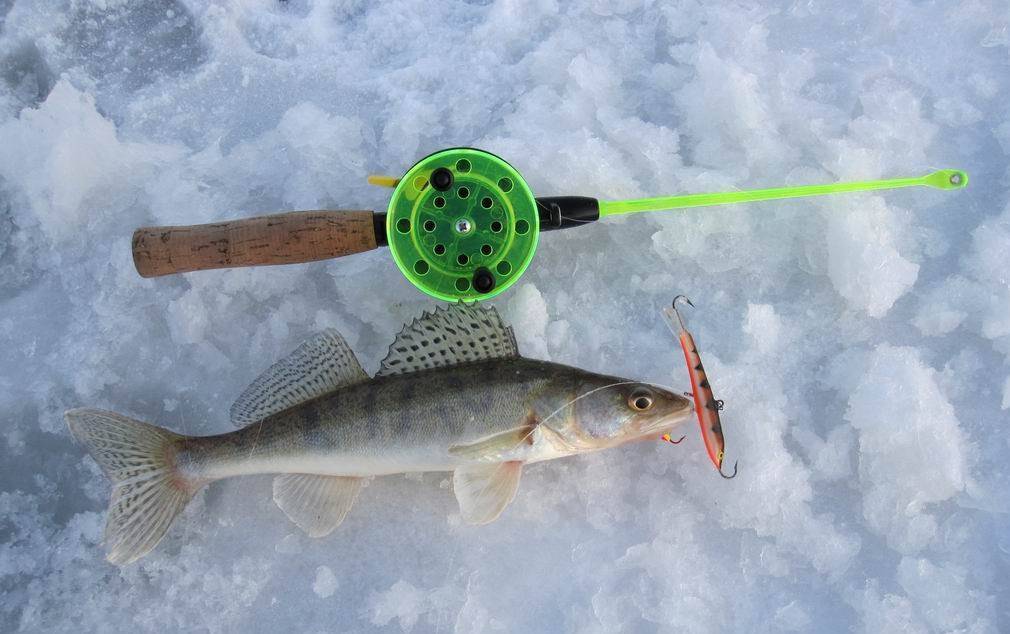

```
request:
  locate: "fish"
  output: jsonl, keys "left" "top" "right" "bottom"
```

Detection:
{"left": 66, "top": 303, "right": 694, "bottom": 565}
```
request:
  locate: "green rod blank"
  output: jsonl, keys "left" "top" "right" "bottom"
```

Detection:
{"left": 598, "top": 169, "right": 968, "bottom": 217}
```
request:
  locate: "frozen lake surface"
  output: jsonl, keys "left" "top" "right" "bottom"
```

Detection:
{"left": 1, "top": 0, "right": 1008, "bottom": 631}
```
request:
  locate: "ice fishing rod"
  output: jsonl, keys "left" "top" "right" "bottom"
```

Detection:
{"left": 132, "top": 147, "right": 967, "bottom": 301}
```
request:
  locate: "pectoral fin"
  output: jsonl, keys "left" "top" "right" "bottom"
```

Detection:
{"left": 448, "top": 421, "right": 537, "bottom": 461}
{"left": 272, "top": 474, "right": 363, "bottom": 537}
{"left": 453, "top": 461, "right": 523, "bottom": 525}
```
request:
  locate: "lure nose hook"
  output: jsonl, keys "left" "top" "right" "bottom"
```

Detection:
{"left": 718, "top": 460, "right": 739, "bottom": 479}
{"left": 671, "top": 295, "right": 693, "bottom": 332}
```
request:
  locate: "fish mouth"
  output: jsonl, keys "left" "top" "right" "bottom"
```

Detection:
{"left": 641, "top": 406, "right": 694, "bottom": 435}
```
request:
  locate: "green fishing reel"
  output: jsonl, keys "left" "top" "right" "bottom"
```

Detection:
{"left": 384, "top": 149, "right": 539, "bottom": 302}
{"left": 132, "top": 147, "right": 968, "bottom": 303}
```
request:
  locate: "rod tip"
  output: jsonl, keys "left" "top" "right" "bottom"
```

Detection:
{"left": 926, "top": 169, "right": 968, "bottom": 190}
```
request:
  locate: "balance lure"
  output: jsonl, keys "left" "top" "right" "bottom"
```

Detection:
{"left": 662, "top": 296, "right": 737, "bottom": 479}
{"left": 66, "top": 303, "right": 694, "bottom": 564}
{"left": 131, "top": 147, "right": 968, "bottom": 302}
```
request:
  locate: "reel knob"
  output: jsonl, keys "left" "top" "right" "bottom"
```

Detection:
{"left": 430, "top": 167, "right": 454, "bottom": 191}
{"left": 473, "top": 267, "right": 495, "bottom": 293}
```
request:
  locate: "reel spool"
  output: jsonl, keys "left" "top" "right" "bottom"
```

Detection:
{"left": 385, "top": 149, "right": 539, "bottom": 302}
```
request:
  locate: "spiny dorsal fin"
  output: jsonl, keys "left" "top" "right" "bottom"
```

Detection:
{"left": 231, "top": 329, "right": 367, "bottom": 427}
{"left": 273, "top": 474, "right": 363, "bottom": 537}
{"left": 377, "top": 303, "right": 518, "bottom": 377}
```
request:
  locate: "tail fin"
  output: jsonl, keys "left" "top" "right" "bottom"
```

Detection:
{"left": 66, "top": 408, "right": 199, "bottom": 565}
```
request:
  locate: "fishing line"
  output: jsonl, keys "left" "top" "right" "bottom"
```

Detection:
{"left": 470, "top": 381, "right": 656, "bottom": 512}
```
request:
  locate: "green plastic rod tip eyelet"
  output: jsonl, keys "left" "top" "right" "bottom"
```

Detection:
{"left": 386, "top": 148, "right": 539, "bottom": 303}
{"left": 924, "top": 169, "right": 969, "bottom": 190}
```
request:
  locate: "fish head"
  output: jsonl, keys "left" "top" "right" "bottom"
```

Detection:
{"left": 567, "top": 378, "right": 693, "bottom": 448}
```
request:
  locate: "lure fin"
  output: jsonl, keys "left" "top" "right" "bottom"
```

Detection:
{"left": 377, "top": 303, "right": 518, "bottom": 376}
{"left": 272, "top": 474, "right": 363, "bottom": 537}
{"left": 231, "top": 329, "right": 368, "bottom": 427}
{"left": 65, "top": 408, "right": 203, "bottom": 565}
{"left": 453, "top": 461, "right": 523, "bottom": 525}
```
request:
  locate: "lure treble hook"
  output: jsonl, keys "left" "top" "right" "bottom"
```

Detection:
{"left": 718, "top": 459, "right": 739, "bottom": 479}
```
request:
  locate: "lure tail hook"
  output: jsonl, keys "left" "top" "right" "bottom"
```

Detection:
{"left": 661, "top": 433, "right": 686, "bottom": 445}
{"left": 718, "top": 460, "right": 739, "bottom": 479}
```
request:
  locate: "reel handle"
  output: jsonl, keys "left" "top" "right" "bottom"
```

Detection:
{"left": 132, "top": 210, "right": 381, "bottom": 278}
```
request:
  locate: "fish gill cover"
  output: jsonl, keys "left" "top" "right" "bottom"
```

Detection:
{"left": 0, "top": 0, "right": 1008, "bottom": 632}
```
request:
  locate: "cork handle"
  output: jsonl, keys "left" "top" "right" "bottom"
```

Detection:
{"left": 132, "top": 210, "right": 379, "bottom": 278}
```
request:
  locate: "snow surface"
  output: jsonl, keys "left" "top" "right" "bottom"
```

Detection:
{"left": 1, "top": 0, "right": 1008, "bottom": 631}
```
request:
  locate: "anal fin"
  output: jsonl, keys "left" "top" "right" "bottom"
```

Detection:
{"left": 453, "top": 462, "right": 523, "bottom": 525}
{"left": 273, "top": 474, "right": 363, "bottom": 537}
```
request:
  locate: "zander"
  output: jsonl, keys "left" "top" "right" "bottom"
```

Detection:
{"left": 67, "top": 304, "right": 692, "bottom": 565}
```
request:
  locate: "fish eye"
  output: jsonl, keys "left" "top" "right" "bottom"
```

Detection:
{"left": 629, "top": 390, "right": 654, "bottom": 411}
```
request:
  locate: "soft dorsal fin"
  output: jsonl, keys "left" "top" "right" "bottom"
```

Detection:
{"left": 231, "top": 329, "right": 367, "bottom": 427}
{"left": 377, "top": 303, "right": 519, "bottom": 377}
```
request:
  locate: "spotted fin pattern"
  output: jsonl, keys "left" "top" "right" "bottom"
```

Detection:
{"left": 66, "top": 408, "right": 198, "bottom": 565}
{"left": 231, "top": 329, "right": 368, "bottom": 427}
{"left": 377, "top": 303, "right": 519, "bottom": 376}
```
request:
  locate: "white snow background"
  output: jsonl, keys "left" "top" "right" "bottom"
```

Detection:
{"left": 1, "top": 0, "right": 1008, "bottom": 631}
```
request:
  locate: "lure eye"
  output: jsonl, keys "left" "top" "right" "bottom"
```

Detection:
{"left": 629, "top": 391, "right": 654, "bottom": 411}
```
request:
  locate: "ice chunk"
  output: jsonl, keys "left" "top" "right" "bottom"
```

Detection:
{"left": 274, "top": 533, "right": 302, "bottom": 555}
{"left": 773, "top": 601, "right": 811, "bottom": 631}
{"left": 0, "top": 80, "right": 182, "bottom": 243}
{"left": 913, "top": 307, "right": 966, "bottom": 336}
{"left": 965, "top": 205, "right": 1010, "bottom": 340}
{"left": 368, "top": 580, "right": 428, "bottom": 631}
{"left": 742, "top": 303, "right": 781, "bottom": 354}
{"left": 505, "top": 283, "right": 550, "bottom": 359}
{"left": 851, "top": 581, "right": 930, "bottom": 634}
{"left": 312, "top": 565, "right": 338, "bottom": 599}
{"left": 165, "top": 287, "right": 211, "bottom": 346}
{"left": 845, "top": 345, "right": 967, "bottom": 552}
{"left": 933, "top": 97, "right": 984, "bottom": 127}
{"left": 896, "top": 557, "right": 996, "bottom": 632}
{"left": 825, "top": 197, "right": 919, "bottom": 318}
